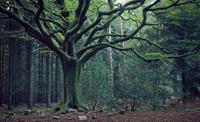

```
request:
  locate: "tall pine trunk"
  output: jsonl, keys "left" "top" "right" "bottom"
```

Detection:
{"left": 8, "top": 41, "right": 12, "bottom": 110}
{"left": 108, "top": 25, "right": 114, "bottom": 97}
{"left": 27, "top": 41, "right": 33, "bottom": 109}
{"left": 46, "top": 54, "right": 51, "bottom": 107}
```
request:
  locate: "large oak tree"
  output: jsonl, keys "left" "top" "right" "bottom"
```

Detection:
{"left": 0, "top": 0, "right": 199, "bottom": 109}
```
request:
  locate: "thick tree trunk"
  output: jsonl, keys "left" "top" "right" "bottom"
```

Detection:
{"left": 61, "top": 58, "right": 81, "bottom": 109}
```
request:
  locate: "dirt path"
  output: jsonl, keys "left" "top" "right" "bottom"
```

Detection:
{"left": 1, "top": 111, "right": 200, "bottom": 122}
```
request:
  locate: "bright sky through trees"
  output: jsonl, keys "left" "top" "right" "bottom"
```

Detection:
{"left": 115, "top": 0, "right": 126, "bottom": 4}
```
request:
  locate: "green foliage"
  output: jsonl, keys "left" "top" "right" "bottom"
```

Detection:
{"left": 158, "top": 85, "right": 174, "bottom": 96}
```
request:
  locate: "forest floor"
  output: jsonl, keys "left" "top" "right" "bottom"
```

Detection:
{"left": 1, "top": 111, "right": 200, "bottom": 122}
{"left": 0, "top": 112, "right": 200, "bottom": 122}
{"left": 0, "top": 104, "right": 200, "bottom": 122}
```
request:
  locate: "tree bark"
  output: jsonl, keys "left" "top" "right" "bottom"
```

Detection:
{"left": 108, "top": 25, "right": 114, "bottom": 97}
{"left": 182, "top": 71, "right": 187, "bottom": 104}
{"left": 55, "top": 56, "right": 61, "bottom": 102}
{"left": 61, "top": 58, "right": 81, "bottom": 109}
{"left": 0, "top": 41, "right": 2, "bottom": 106}
{"left": 8, "top": 37, "right": 13, "bottom": 110}
{"left": 46, "top": 54, "right": 51, "bottom": 107}
{"left": 27, "top": 41, "right": 33, "bottom": 109}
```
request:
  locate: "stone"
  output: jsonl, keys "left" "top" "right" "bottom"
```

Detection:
{"left": 107, "top": 113, "right": 112, "bottom": 117}
{"left": 92, "top": 116, "right": 97, "bottom": 119}
{"left": 68, "top": 108, "right": 77, "bottom": 113}
{"left": 68, "top": 117, "right": 73, "bottom": 120}
{"left": 53, "top": 116, "right": 60, "bottom": 119}
{"left": 39, "top": 113, "right": 45, "bottom": 118}
{"left": 78, "top": 115, "right": 87, "bottom": 121}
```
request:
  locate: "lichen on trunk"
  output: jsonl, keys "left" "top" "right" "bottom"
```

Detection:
{"left": 61, "top": 58, "right": 81, "bottom": 109}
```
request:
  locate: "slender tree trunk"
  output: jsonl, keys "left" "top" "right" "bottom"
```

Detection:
{"left": 50, "top": 54, "right": 54, "bottom": 102}
{"left": 2, "top": 40, "right": 8, "bottom": 105}
{"left": 7, "top": 19, "right": 20, "bottom": 110}
{"left": 46, "top": 54, "right": 51, "bottom": 107}
{"left": 120, "top": 16, "right": 124, "bottom": 47}
{"left": 8, "top": 38, "right": 13, "bottom": 110}
{"left": 113, "top": 17, "right": 124, "bottom": 98}
{"left": 27, "top": 41, "right": 33, "bottom": 109}
{"left": 182, "top": 71, "right": 187, "bottom": 104}
{"left": 55, "top": 56, "right": 60, "bottom": 102}
{"left": 0, "top": 41, "right": 3, "bottom": 106}
{"left": 152, "top": 61, "right": 158, "bottom": 111}
{"left": 38, "top": 53, "right": 42, "bottom": 103}
{"left": 108, "top": 25, "right": 114, "bottom": 97}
